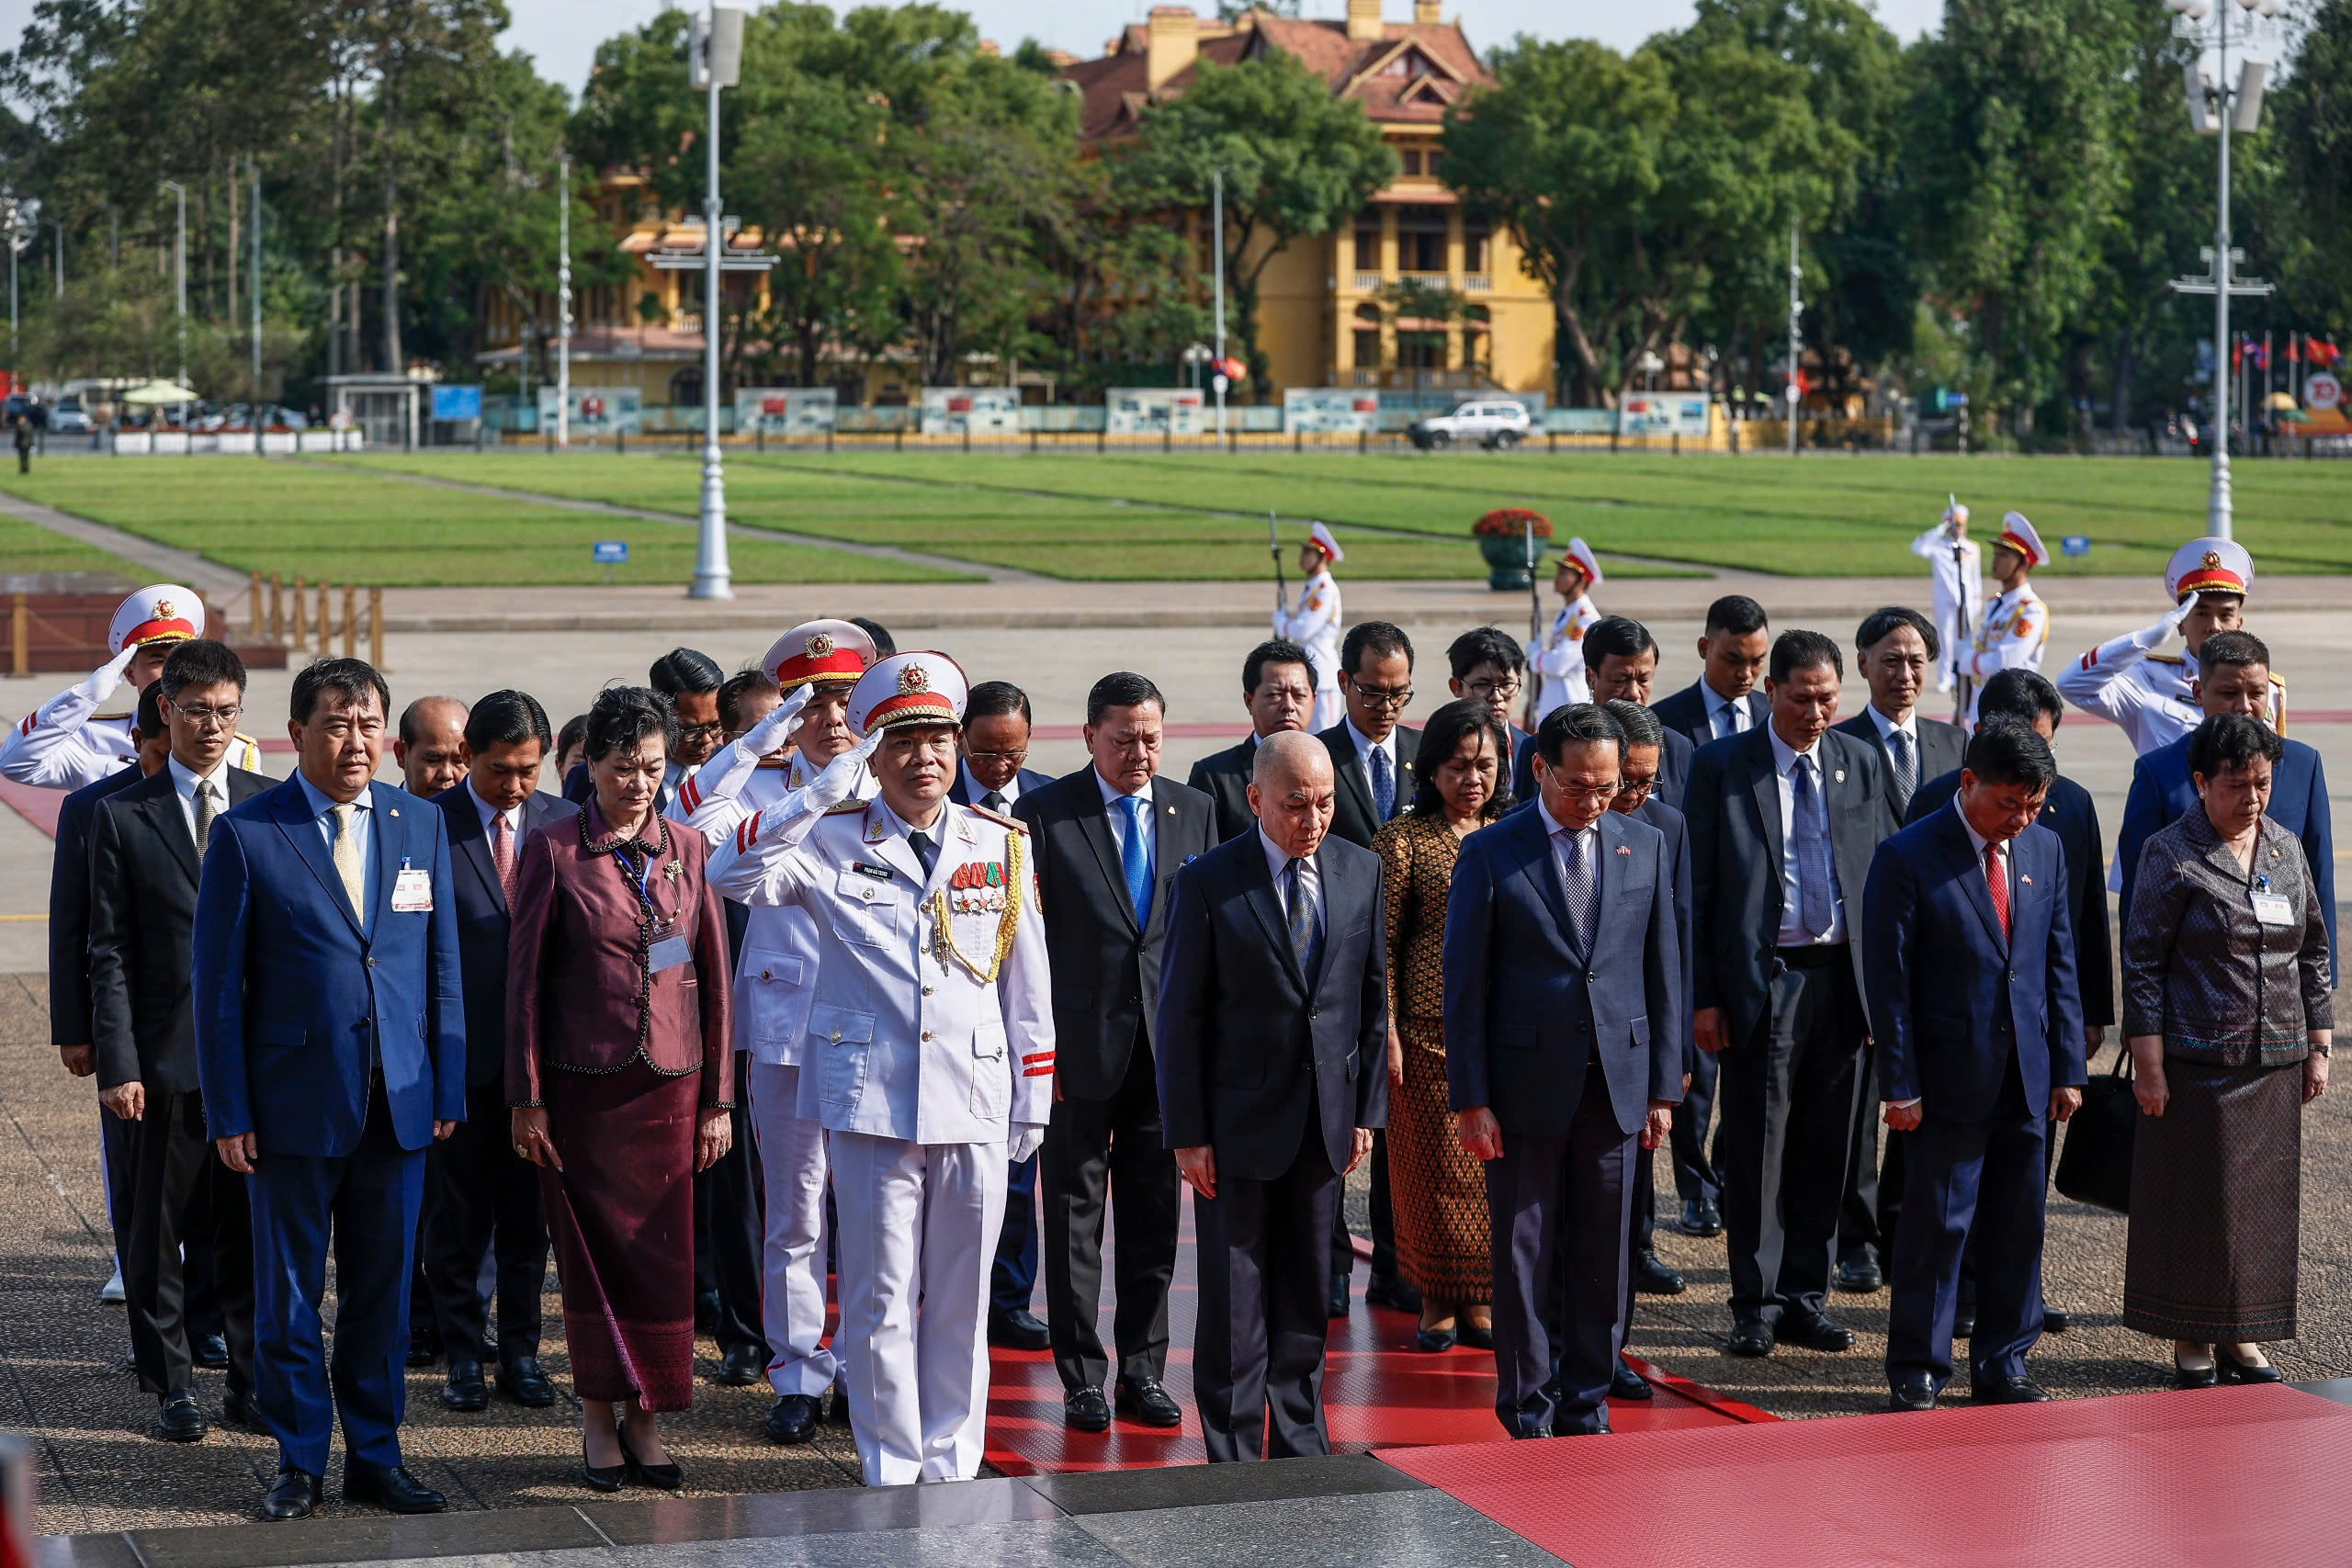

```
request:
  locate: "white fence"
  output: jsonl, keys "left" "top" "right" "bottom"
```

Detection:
{"left": 108, "top": 430, "right": 366, "bottom": 456}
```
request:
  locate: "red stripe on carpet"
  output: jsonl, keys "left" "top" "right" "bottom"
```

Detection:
{"left": 0, "top": 776, "right": 63, "bottom": 838}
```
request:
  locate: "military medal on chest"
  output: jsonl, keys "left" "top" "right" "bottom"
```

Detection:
{"left": 931, "top": 831, "right": 1024, "bottom": 983}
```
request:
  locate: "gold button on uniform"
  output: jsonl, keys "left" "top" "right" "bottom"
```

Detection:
{"left": 921, "top": 1031, "right": 933, "bottom": 1042}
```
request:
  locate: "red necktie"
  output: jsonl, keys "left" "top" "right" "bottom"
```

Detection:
{"left": 492, "top": 811, "right": 520, "bottom": 908}
{"left": 1984, "top": 841, "right": 2009, "bottom": 940}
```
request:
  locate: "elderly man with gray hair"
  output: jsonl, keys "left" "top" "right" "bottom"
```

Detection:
{"left": 1156, "top": 729, "right": 1389, "bottom": 1461}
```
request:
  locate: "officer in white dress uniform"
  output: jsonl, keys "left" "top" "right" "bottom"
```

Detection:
{"left": 1273, "top": 522, "right": 1345, "bottom": 733}
{"left": 1959, "top": 513, "right": 2051, "bottom": 725}
{"left": 2052, "top": 535, "right": 2279, "bottom": 754}
{"left": 1526, "top": 536, "right": 1603, "bottom": 722}
{"left": 1910, "top": 501, "right": 1983, "bottom": 695}
{"left": 2, "top": 583, "right": 260, "bottom": 788}
{"left": 667, "top": 618, "right": 877, "bottom": 1444}
{"left": 707, "top": 651, "right": 1053, "bottom": 1487}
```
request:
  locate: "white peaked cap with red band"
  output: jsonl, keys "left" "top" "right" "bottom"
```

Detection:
{"left": 1307, "top": 521, "right": 1343, "bottom": 565}
{"left": 108, "top": 583, "right": 204, "bottom": 656}
{"left": 764, "top": 618, "right": 877, "bottom": 693}
{"left": 1995, "top": 513, "right": 2048, "bottom": 570}
{"left": 848, "top": 651, "right": 969, "bottom": 736}
{"left": 1558, "top": 536, "right": 1601, "bottom": 589}
{"left": 2165, "top": 536, "right": 2254, "bottom": 603}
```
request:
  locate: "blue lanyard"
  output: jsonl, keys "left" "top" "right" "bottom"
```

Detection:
{"left": 612, "top": 845, "right": 662, "bottom": 922}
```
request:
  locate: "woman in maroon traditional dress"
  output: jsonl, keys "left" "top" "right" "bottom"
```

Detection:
{"left": 508, "top": 685, "right": 732, "bottom": 1491}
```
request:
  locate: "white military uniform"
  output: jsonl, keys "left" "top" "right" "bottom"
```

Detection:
{"left": 1910, "top": 513, "right": 1983, "bottom": 694}
{"left": 710, "top": 790, "right": 1052, "bottom": 1484}
{"left": 1962, "top": 585, "right": 2048, "bottom": 724}
{"left": 669, "top": 738, "right": 876, "bottom": 1404}
{"left": 1274, "top": 570, "right": 1343, "bottom": 732}
{"left": 2054, "top": 536, "right": 2281, "bottom": 754}
{"left": 1528, "top": 595, "right": 1600, "bottom": 719}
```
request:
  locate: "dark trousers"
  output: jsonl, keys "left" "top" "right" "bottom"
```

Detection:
{"left": 991, "top": 1152, "right": 1040, "bottom": 1317}
{"left": 1329, "top": 1131, "right": 1396, "bottom": 1283}
{"left": 1488, "top": 1061, "right": 1634, "bottom": 1438}
{"left": 1194, "top": 1121, "right": 1341, "bottom": 1462}
{"left": 1881, "top": 1090, "right": 2064, "bottom": 1323}
{"left": 102, "top": 1108, "right": 136, "bottom": 1271}
{"left": 1669, "top": 1048, "right": 1721, "bottom": 1205}
{"left": 691, "top": 1049, "right": 767, "bottom": 1360}
{"left": 122, "top": 1088, "right": 254, "bottom": 1399}
{"left": 1838, "top": 1043, "right": 1885, "bottom": 1266}
{"left": 1044, "top": 1039, "right": 1181, "bottom": 1392}
{"left": 1886, "top": 1055, "right": 2046, "bottom": 1391}
{"left": 1715, "top": 949, "right": 1866, "bottom": 1324}
{"left": 425, "top": 1077, "right": 549, "bottom": 1366}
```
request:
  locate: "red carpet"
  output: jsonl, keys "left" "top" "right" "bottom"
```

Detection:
{"left": 1381, "top": 1382, "right": 2352, "bottom": 1568}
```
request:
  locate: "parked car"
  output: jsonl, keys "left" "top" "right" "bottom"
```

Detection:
{"left": 3, "top": 394, "right": 47, "bottom": 430}
{"left": 1408, "top": 399, "right": 1533, "bottom": 450}
{"left": 50, "top": 397, "right": 92, "bottom": 434}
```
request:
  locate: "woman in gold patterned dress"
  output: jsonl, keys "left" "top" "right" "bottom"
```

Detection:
{"left": 1374, "top": 698, "right": 1509, "bottom": 1350}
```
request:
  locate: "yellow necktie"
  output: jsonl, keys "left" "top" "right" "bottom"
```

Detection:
{"left": 330, "top": 801, "right": 367, "bottom": 919}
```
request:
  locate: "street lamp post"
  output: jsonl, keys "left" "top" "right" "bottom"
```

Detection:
{"left": 557, "top": 149, "right": 571, "bottom": 450}
{"left": 686, "top": 5, "right": 745, "bottom": 600}
{"left": 1784, "top": 222, "right": 1802, "bottom": 457}
{"left": 48, "top": 220, "right": 62, "bottom": 300}
{"left": 1212, "top": 166, "right": 1227, "bottom": 449}
{"left": 2165, "top": 0, "right": 2284, "bottom": 541}
{"left": 160, "top": 180, "right": 187, "bottom": 388}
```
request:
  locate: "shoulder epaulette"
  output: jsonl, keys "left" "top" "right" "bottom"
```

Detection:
{"left": 2267, "top": 671, "right": 2287, "bottom": 688}
{"left": 823, "top": 799, "right": 866, "bottom": 815}
{"left": 2147, "top": 653, "right": 2186, "bottom": 667}
{"left": 971, "top": 804, "right": 1027, "bottom": 833}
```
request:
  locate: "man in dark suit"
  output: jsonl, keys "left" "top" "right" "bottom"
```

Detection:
{"left": 1830, "top": 607, "right": 1969, "bottom": 1295}
{"left": 1651, "top": 593, "right": 1771, "bottom": 750}
{"left": 425, "top": 691, "right": 565, "bottom": 1416}
{"left": 1905, "top": 668, "right": 2111, "bottom": 1336}
{"left": 194, "top": 658, "right": 465, "bottom": 1519}
{"left": 1187, "top": 640, "right": 1317, "bottom": 845}
{"left": 88, "top": 640, "right": 267, "bottom": 1442}
{"left": 953, "top": 681, "right": 1055, "bottom": 1352}
{"left": 1513, "top": 618, "right": 1690, "bottom": 810}
{"left": 1447, "top": 705, "right": 1681, "bottom": 1438}
{"left": 1015, "top": 673, "right": 1216, "bottom": 1432}
{"left": 1865, "top": 720, "right": 2086, "bottom": 1410}
{"left": 2116, "top": 629, "right": 2335, "bottom": 976}
{"left": 1157, "top": 730, "right": 1385, "bottom": 1461}
{"left": 1687, "top": 629, "right": 1889, "bottom": 1358}
{"left": 52, "top": 682, "right": 172, "bottom": 1310}
{"left": 1316, "top": 620, "right": 1419, "bottom": 1314}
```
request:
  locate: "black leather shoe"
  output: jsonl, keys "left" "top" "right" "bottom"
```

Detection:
{"left": 715, "top": 1344, "right": 767, "bottom": 1387}
{"left": 1328, "top": 1273, "right": 1351, "bottom": 1319}
{"left": 1725, "top": 1318, "right": 1775, "bottom": 1358}
{"left": 1064, "top": 1384, "right": 1111, "bottom": 1433}
{"left": 2041, "top": 1305, "right": 2071, "bottom": 1334}
{"left": 765, "top": 1393, "right": 820, "bottom": 1444}
{"left": 2174, "top": 1351, "right": 2220, "bottom": 1390}
{"left": 1779, "top": 1312, "right": 1857, "bottom": 1353}
{"left": 1456, "top": 1321, "right": 1493, "bottom": 1350}
{"left": 221, "top": 1387, "right": 261, "bottom": 1434}
{"left": 1115, "top": 1377, "right": 1183, "bottom": 1428}
{"left": 404, "top": 1326, "right": 439, "bottom": 1370}
{"left": 1952, "top": 1310, "right": 1976, "bottom": 1339}
{"left": 498, "top": 1355, "right": 555, "bottom": 1407}
{"left": 580, "top": 1436, "right": 625, "bottom": 1495}
{"left": 156, "top": 1389, "right": 207, "bottom": 1443}
{"left": 1514, "top": 1425, "right": 1555, "bottom": 1439}
{"left": 1678, "top": 1199, "right": 1724, "bottom": 1237}
{"left": 1611, "top": 1359, "right": 1652, "bottom": 1401}
{"left": 1634, "top": 1250, "right": 1687, "bottom": 1296}
{"left": 1365, "top": 1274, "right": 1423, "bottom": 1314}
{"left": 988, "top": 1308, "right": 1051, "bottom": 1351}
{"left": 441, "top": 1359, "right": 489, "bottom": 1413}
{"left": 260, "top": 1467, "right": 320, "bottom": 1520}
{"left": 1971, "top": 1376, "right": 2052, "bottom": 1405}
{"left": 616, "top": 1429, "right": 683, "bottom": 1491}
{"left": 193, "top": 1333, "right": 229, "bottom": 1370}
{"left": 695, "top": 1290, "right": 721, "bottom": 1334}
{"left": 1834, "top": 1255, "right": 1883, "bottom": 1293}
{"left": 1415, "top": 1325, "right": 1457, "bottom": 1353}
{"left": 826, "top": 1381, "right": 854, "bottom": 1425}
{"left": 2216, "top": 1347, "right": 2284, "bottom": 1384}
{"left": 1886, "top": 1378, "right": 1937, "bottom": 1413}
{"left": 342, "top": 1461, "right": 447, "bottom": 1514}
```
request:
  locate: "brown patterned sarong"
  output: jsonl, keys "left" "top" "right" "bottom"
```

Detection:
{"left": 1389, "top": 1017, "right": 1492, "bottom": 1304}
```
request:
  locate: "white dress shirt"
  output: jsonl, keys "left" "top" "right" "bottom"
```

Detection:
{"left": 1864, "top": 703, "right": 1916, "bottom": 751}
{"left": 1705, "top": 682, "right": 1753, "bottom": 739}
{"left": 1767, "top": 726, "right": 1847, "bottom": 946}
{"left": 166, "top": 753, "right": 231, "bottom": 849}
{"left": 1259, "top": 827, "right": 1323, "bottom": 945}
{"left": 1097, "top": 770, "right": 1155, "bottom": 862}
{"left": 468, "top": 775, "right": 525, "bottom": 843}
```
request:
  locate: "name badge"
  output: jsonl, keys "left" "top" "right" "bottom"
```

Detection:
{"left": 2252, "top": 892, "right": 2295, "bottom": 928}
{"left": 649, "top": 932, "right": 694, "bottom": 973}
{"left": 391, "top": 867, "right": 434, "bottom": 913}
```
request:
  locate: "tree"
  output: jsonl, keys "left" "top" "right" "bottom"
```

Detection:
{"left": 2267, "top": 0, "right": 2352, "bottom": 333}
{"left": 1128, "top": 52, "right": 1396, "bottom": 399}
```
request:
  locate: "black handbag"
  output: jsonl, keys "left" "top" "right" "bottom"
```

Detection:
{"left": 2054, "top": 1050, "right": 2137, "bottom": 1213}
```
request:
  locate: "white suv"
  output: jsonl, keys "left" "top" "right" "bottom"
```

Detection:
{"left": 1408, "top": 399, "right": 1533, "bottom": 450}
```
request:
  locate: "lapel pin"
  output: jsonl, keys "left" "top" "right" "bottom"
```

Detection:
{"left": 1834, "top": 770, "right": 1845, "bottom": 784}
{"left": 388, "top": 807, "right": 400, "bottom": 818}
{"left": 1616, "top": 844, "right": 1631, "bottom": 856}
{"left": 2020, "top": 874, "right": 2033, "bottom": 886}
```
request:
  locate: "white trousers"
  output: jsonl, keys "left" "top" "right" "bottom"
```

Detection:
{"left": 749, "top": 1062, "right": 837, "bottom": 1398}
{"left": 827, "top": 1132, "right": 1006, "bottom": 1486}
{"left": 1306, "top": 645, "right": 1342, "bottom": 733}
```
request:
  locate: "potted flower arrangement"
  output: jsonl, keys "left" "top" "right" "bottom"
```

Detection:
{"left": 1472, "top": 507, "right": 1553, "bottom": 592}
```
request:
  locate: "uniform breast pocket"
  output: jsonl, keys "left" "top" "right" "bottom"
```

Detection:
{"left": 742, "top": 948, "right": 807, "bottom": 1043}
{"left": 970, "top": 1021, "right": 1011, "bottom": 1121}
{"left": 830, "top": 870, "right": 905, "bottom": 947}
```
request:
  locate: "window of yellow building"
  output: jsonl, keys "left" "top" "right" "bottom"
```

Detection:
{"left": 1353, "top": 211, "right": 1383, "bottom": 276}
{"left": 1352, "top": 303, "right": 1383, "bottom": 368}
{"left": 1398, "top": 205, "right": 1447, "bottom": 275}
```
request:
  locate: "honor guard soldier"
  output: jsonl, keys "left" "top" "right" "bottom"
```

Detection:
{"left": 707, "top": 651, "right": 1053, "bottom": 1487}
{"left": 1911, "top": 501, "right": 1983, "bottom": 696}
{"left": 1958, "top": 513, "right": 2050, "bottom": 725}
{"left": 3, "top": 583, "right": 260, "bottom": 789}
{"left": 2054, "top": 535, "right": 2278, "bottom": 753}
{"left": 668, "top": 618, "right": 877, "bottom": 1445}
{"left": 1527, "top": 536, "right": 1604, "bottom": 722}
{"left": 1274, "top": 522, "right": 1345, "bottom": 733}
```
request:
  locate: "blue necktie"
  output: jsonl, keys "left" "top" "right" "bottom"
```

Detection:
{"left": 1118, "top": 795, "right": 1152, "bottom": 928}
{"left": 1370, "top": 743, "right": 1396, "bottom": 823}
{"left": 1556, "top": 828, "right": 1597, "bottom": 957}
{"left": 908, "top": 829, "right": 937, "bottom": 880}
{"left": 1791, "top": 756, "right": 1834, "bottom": 938}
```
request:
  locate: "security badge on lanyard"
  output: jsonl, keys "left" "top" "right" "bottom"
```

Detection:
{"left": 2251, "top": 872, "right": 2294, "bottom": 929}
{"left": 391, "top": 858, "right": 433, "bottom": 913}
{"left": 617, "top": 845, "right": 695, "bottom": 973}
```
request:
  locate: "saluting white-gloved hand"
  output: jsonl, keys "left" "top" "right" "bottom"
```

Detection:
{"left": 742, "top": 683, "right": 811, "bottom": 758}
{"left": 92, "top": 644, "right": 139, "bottom": 696}
{"left": 802, "top": 725, "right": 885, "bottom": 813}
{"left": 1008, "top": 1122, "right": 1046, "bottom": 1164}
{"left": 2139, "top": 592, "right": 2199, "bottom": 649}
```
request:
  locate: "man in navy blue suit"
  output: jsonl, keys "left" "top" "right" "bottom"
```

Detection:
{"left": 1446, "top": 705, "right": 1681, "bottom": 1438}
{"left": 2115, "top": 629, "right": 2335, "bottom": 977}
{"left": 195, "top": 659, "right": 465, "bottom": 1519}
{"left": 1864, "top": 721, "right": 2086, "bottom": 1412}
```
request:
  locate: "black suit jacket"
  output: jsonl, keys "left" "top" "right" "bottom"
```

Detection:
{"left": 1185, "top": 738, "right": 1260, "bottom": 844}
{"left": 1155, "top": 831, "right": 1388, "bottom": 1182}
{"left": 949, "top": 765, "right": 1051, "bottom": 809}
{"left": 1318, "top": 721, "right": 1419, "bottom": 850}
{"left": 435, "top": 782, "right": 573, "bottom": 1086}
{"left": 50, "top": 763, "right": 145, "bottom": 1048}
{"left": 86, "top": 764, "right": 271, "bottom": 1092}
{"left": 1832, "top": 710, "right": 1966, "bottom": 830}
{"left": 1512, "top": 724, "right": 1690, "bottom": 811}
{"left": 1651, "top": 681, "right": 1769, "bottom": 751}
{"left": 1686, "top": 726, "right": 1888, "bottom": 1043}
{"left": 1013, "top": 768, "right": 1217, "bottom": 1102}
{"left": 1907, "top": 768, "right": 2114, "bottom": 1029}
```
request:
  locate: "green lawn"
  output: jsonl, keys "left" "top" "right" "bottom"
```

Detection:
{"left": 0, "top": 461, "right": 968, "bottom": 586}
{"left": 0, "top": 510, "right": 154, "bottom": 581}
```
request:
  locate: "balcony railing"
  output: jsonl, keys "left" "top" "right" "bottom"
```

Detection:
{"left": 1464, "top": 274, "right": 1491, "bottom": 292}
{"left": 1351, "top": 272, "right": 1383, "bottom": 292}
